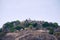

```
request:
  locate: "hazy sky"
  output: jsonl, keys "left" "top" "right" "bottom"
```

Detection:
{"left": 0, "top": 0, "right": 60, "bottom": 28}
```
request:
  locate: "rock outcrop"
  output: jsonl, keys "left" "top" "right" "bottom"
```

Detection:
{"left": 2, "top": 30, "right": 58, "bottom": 40}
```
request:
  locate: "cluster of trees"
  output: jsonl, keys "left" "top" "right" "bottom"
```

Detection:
{"left": 0, "top": 20, "right": 59, "bottom": 34}
{"left": 42, "top": 22, "right": 59, "bottom": 34}
{"left": 42, "top": 22, "right": 58, "bottom": 28}
{"left": 2, "top": 20, "right": 22, "bottom": 32}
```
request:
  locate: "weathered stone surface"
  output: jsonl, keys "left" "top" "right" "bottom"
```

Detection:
{"left": 2, "top": 30, "right": 58, "bottom": 40}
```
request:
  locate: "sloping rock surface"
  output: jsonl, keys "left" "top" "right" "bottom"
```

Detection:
{"left": 2, "top": 30, "right": 57, "bottom": 40}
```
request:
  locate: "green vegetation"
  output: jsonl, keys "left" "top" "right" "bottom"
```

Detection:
{"left": 42, "top": 22, "right": 59, "bottom": 34}
{"left": 0, "top": 28, "right": 2, "bottom": 32}
{"left": 42, "top": 22, "right": 58, "bottom": 28}
{"left": 42, "top": 22, "right": 49, "bottom": 27}
{"left": 15, "top": 26, "right": 24, "bottom": 31}
{"left": 10, "top": 27, "right": 14, "bottom": 32}
{"left": 0, "top": 19, "right": 59, "bottom": 34}
{"left": 49, "top": 28, "right": 54, "bottom": 34}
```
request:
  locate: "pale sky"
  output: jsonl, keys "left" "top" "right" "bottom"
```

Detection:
{"left": 0, "top": 0, "right": 60, "bottom": 28}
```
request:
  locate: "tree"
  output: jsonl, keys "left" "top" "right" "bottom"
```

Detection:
{"left": 15, "top": 26, "right": 23, "bottom": 31}
{"left": 48, "top": 22, "right": 58, "bottom": 29}
{"left": 49, "top": 28, "right": 54, "bottom": 34}
{"left": 24, "top": 19, "right": 30, "bottom": 27}
{"left": 0, "top": 28, "right": 2, "bottom": 32}
{"left": 10, "top": 27, "right": 15, "bottom": 32}
{"left": 53, "top": 23, "right": 58, "bottom": 28}
{"left": 33, "top": 23, "right": 37, "bottom": 28}
{"left": 42, "top": 22, "right": 49, "bottom": 27}
{"left": 3, "top": 22, "right": 13, "bottom": 32}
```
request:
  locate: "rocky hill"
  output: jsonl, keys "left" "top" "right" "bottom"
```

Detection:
{"left": 2, "top": 29, "right": 57, "bottom": 40}
{"left": 0, "top": 19, "right": 60, "bottom": 40}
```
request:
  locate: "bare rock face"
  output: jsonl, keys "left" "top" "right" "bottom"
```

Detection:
{"left": 2, "top": 30, "right": 58, "bottom": 40}
{"left": 19, "top": 33, "right": 57, "bottom": 40}
{"left": 2, "top": 33, "right": 19, "bottom": 40}
{"left": 2, "top": 35, "right": 15, "bottom": 40}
